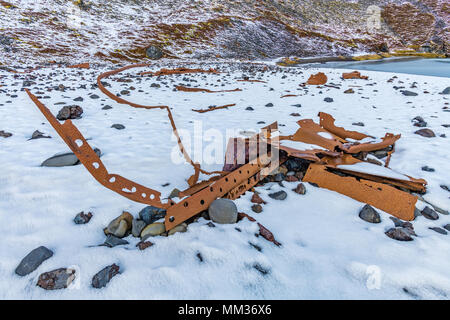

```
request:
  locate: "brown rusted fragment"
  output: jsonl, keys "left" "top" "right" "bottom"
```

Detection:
{"left": 306, "top": 72, "right": 327, "bottom": 85}
{"left": 303, "top": 164, "right": 417, "bottom": 221}
{"left": 238, "top": 213, "right": 281, "bottom": 246}
{"left": 318, "top": 112, "right": 372, "bottom": 140}
{"left": 25, "top": 89, "right": 169, "bottom": 209}
{"left": 165, "top": 155, "right": 271, "bottom": 230}
{"left": 176, "top": 86, "right": 241, "bottom": 93}
{"left": 67, "top": 63, "right": 90, "bottom": 69}
{"left": 342, "top": 71, "right": 368, "bottom": 80}
{"left": 0, "top": 0, "right": 14, "bottom": 8}
{"left": 192, "top": 104, "right": 236, "bottom": 113}
{"left": 341, "top": 133, "right": 401, "bottom": 153}
{"left": 237, "top": 79, "right": 267, "bottom": 83}
{"left": 140, "top": 68, "right": 219, "bottom": 76}
{"left": 281, "top": 94, "right": 299, "bottom": 98}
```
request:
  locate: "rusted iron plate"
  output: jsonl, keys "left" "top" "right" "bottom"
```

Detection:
{"left": 139, "top": 68, "right": 219, "bottom": 76}
{"left": 342, "top": 71, "right": 368, "bottom": 80}
{"left": 281, "top": 94, "right": 299, "bottom": 98}
{"left": 165, "top": 155, "right": 271, "bottom": 230}
{"left": 175, "top": 86, "right": 242, "bottom": 93}
{"left": 318, "top": 112, "right": 372, "bottom": 140}
{"left": 303, "top": 164, "right": 417, "bottom": 221}
{"left": 192, "top": 104, "right": 236, "bottom": 113}
{"left": 237, "top": 79, "right": 267, "bottom": 83}
{"left": 25, "top": 89, "right": 170, "bottom": 209}
{"left": 341, "top": 133, "right": 401, "bottom": 153}
{"left": 67, "top": 63, "right": 90, "bottom": 69}
{"left": 306, "top": 72, "right": 327, "bottom": 85}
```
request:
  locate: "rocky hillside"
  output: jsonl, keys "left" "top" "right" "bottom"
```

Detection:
{"left": 0, "top": 0, "right": 448, "bottom": 65}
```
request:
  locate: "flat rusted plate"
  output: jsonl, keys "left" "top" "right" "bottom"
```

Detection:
{"left": 67, "top": 63, "right": 90, "bottom": 69}
{"left": 140, "top": 68, "right": 219, "bottom": 76}
{"left": 342, "top": 71, "right": 368, "bottom": 80}
{"left": 306, "top": 72, "right": 327, "bottom": 85}
{"left": 341, "top": 133, "right": 401, "bottom": 153}
{"left": 303, "top": 164, "right": 417, "bottom": 221}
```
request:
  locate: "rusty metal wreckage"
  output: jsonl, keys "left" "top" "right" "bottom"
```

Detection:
{"left": 24, "top": 64, "right": 427, "bottom": 236}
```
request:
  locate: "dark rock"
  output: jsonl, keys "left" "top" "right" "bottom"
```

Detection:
{"left": 352, "top": 122, "right": 365, "bottom": 127}
{"left": 268, "top": 191, "right": 287, "bottom": 200}
{"left": 440, "top": 87, "right": 450, "bottom": 95}
{"left": 389, "top": 217, "right": 414, "bottom": 231}
{"left": 73, "top": 97, "right": 84, "bottom": 102}
{"left": 206, "top": 222, "right": 216, "bottom": 228}
{"left": 412, "top": 116, "right": 427, "bottom": 127}
{"left": 385, "top": 228, "right": 414, "bottom": 241}
{"left": 0, "top": 130, "right": 12, "bottom": 138}
{"left": 103, "top": 235, "right": 129, "bottom": 248}
{"left": 150, "top": 83, "right": 161, "bottom": 88}
{"left": 208, "top": 198, "right": 238, "bottom": 224}
{"left": 429, "top": 227, "right": 447, "bottom": 235}
{"left": 37, "top": 268, "right": 76, "bottom": 290}
{"left": 245, "top": 106, "right": 254, "bottom": 111}
{"left": 102, "top": 105, "right": 112, "bottom": 110}
{"left": 29, "top": 130, "right": 51, "bottom": 140}
{"left": 440, "top": 185, "right": 450, "bottom": 192}
{"left": 344, "top": 88, "right": 354, "bottom": 94}
{"left": 443, "top": 224, "right": 450, "bottom": 232}
{"left": 414, "top": 129, "right": 435, "bottom": 138}
{"left": 421, "top": 166, "right": 435, "bottom": 172}
{"left": 56, "top": 105, "right": 83, "bottom": 120}
{"left": 324, "top": 97, "right": 333, "bottom": 103}
{"left": 401, "top": 90, "right": 418, "bottom": 96}
{"left": 41, "top": 148, "right": 101, "bottom": 167}
{"left": 196, "top": 252, "right": 204, "bottom": 262}
{"left": 73, "top": 211, "right": 92, "bottom": 224}
{"left": 146, "top": 46, "right": 163, "bottom": 59}
{"left": 272, "top": 173, "right": 285, "bottom": 182}
{"left": 265, "top": 103, "right": 274, "bottom": 107}
{"left": 359, "top": 204, "right": 381, "bottom": 223}
{"left": 251, "top": 204, "right": 263, "bottom": 213}
{"left": 91, "top": 264, "right": 120, "bottom": 289}
{"left": 253, "top": 263, "right": 270, "bottom": 275}
{"left": 293, "top": 183, "right": 306, "bottom": 195}
{"left": 138, "top": 206, "right": 166, "bottom": 224}
{"left": 131, "top": 219, "right": 146, "bottom": 237}
{"left": 15, "top": 246, "right": 53, "bottom": 276}
{"left": 421, "top": 206, "right": 439, "bottom": 220}
{"left": 105, "top": 211, "right": 133, "bottom": 238}
{"left": 136, "top": 241, "right": 153, "bottom": 250}
{"left": 111, "top": 124, "right": 125, "bottom": 130}
{"left": 90, "top": 94, "right": 99, "bottom": 99}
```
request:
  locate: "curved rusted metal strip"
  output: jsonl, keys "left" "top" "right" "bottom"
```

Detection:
{"left": 237, "top": 79, "right": 267, "bottom": 83}
{"left": 341, "top": 133, "right": 401, "bottom": 153}
{"left": 25, "top": 88, "right": 170, "bottom": 209}
{"left": 318, "top": 112, "right": 372, "bottom": 140}
{"left": 67, "top": 63, "right": 90, "bottom": 69}
{"left": 192, "top": 104, "right": 236, "bottom": 113}
{"left": 96, "top": 63, "right": 226, "bottom": 185}
{"left": 139, "top": 67, "right": 219, "bottom": 76}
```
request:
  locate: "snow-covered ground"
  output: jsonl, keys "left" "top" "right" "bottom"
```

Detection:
{"left": 0, "top": 63, "right": 449, "bottom": 299}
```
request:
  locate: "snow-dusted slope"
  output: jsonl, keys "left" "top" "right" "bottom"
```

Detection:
{"left": 0, "top": 63, "right": 449, "bottom": 299}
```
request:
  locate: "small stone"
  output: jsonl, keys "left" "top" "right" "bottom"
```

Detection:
{"left": 102, "top": 105, "right": 112, "bottom": 110}
{"left": 293, "top": 183, "right": 306, "bottom": 195}
{"left": 412, "top": 116, "right": 427, "bottom": 127}
{"left": 150, "top": 83, "right": 161, "bottom": 88}
{"left": 37, "top": 268, "right": 76, "bottom": 290}
{"left": 421, "top": 206, "right": 439, "bottom": 220}
{"left": 251, "top": 193, "right": 265, "bottom": 204}
{"left": 421, "top": 166, "right": 435, "bottom": 172}
{"left": 103, "top": 235, "right": 129, "bottom": 248}
{"left": 206, "top": 222, "right": 216, "bottom": 228}
{"left": 245, "top": 106, "right": 254, "bottom": 111}
{"left": 106, "top": 211, "right": 133, "bottom": 238}
{"left": 140, "top": 222, "right": 166, "bottom": 239}
{"left": 285, "top": 175, "right": 298, "bottom": 182}
{"left": 208, "top": 198, "right": 238, "bottom": 224}
{"left": 30, "top": 130, "right": 51, "bottom": 140}
{"left": 344, "top": 88, "right": 354, "bottom": 94}
{"left": 324, "top": 97, "right": 333, "bottom": 103}
{"left": 168, "top": 223, "right": 188, "bottom": 236}
{"left": 0, "top": 130, "right": 13, "bottom": 138}
{"left": 111, "top": 124, "right": 125, "bottom": 130}
{"left": 73, "top": 211, "right": 92, "bottom": 224}
{"left": 138, "top": 206, "right": 166, "bottom": 224}
{"left": 168, "top": 188, "right": 181, "bottom": 199}
{"left": 41, "top": 148, "right": 101, "bottom": 167}
{"left": 73, "top": 97, "right": 84, "bottom": 102}
{"left": 268, "top": 191, "right": 287, "bottom": 200}
{"left": 352, "top": 122, "right": 365, "bottom": 127}
{"left": 90, "top": 94, "right": 100, "bottom": 99}
{"left": 91, "top": 264, "right": 120, "bottom": 289}
{"left": 414, "top": 129, "right": 435, "bottom": 138}
{"left": 429, "top": 227, "right": 447, "bottom": 235}
{"left": 251, "top": 204, "right": 263, "bottom": 213}
{"left": 137, "top": 241, "right": 154, "bottom": 250}
{"left": 290, "top": 112, "right": 300, "bottom": 117}
{"left": 15, "top": 246, "right": 54, "bottom": 276}
{"left": 253, "top": 263, "right": 270, "bottom": 275}
{"left": 441, "top": 185, "right": 450, "bottom": 192}
{"left": 265, "top": 103, "right": 273, "bottom": 107}
{"left": 358, "top": 204, "right": 381, "bottom": 223}
{"left": 401, "top": 90, "right": 418, "bottom": 96}
{"left": 385, "top": 228, "right": 414, "bottom": 241}
{"left": 56, "top": 105, "right": 83, "bottom": 120}
{"left": 443, "top": 224, "right": 450, "bottom": 231}
{"left": 131, "top": 219, "right": 146, "bottom": 237}
{"left": 272, "top": 173, "right": 285, "bottom": 182}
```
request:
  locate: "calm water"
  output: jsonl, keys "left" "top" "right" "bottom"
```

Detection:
{"left": 319, "top": 58, "right": 450, "bottom": 78}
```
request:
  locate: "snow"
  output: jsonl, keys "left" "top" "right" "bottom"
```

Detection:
{"left": 0, "top": 63, "right": 450, "bottom": 299}
{"left": 337, "top": 162, "right": 413, "bottom": 181}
